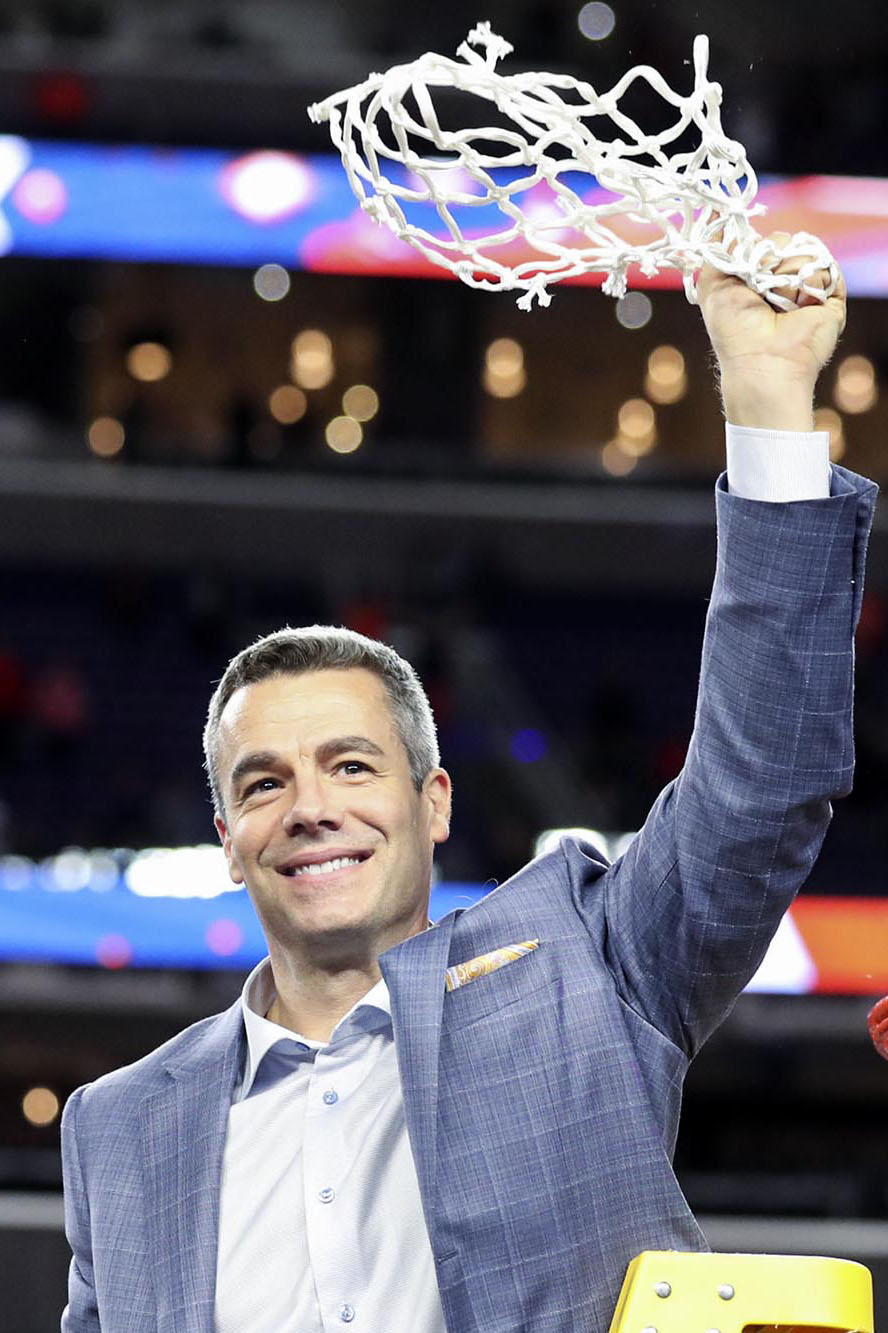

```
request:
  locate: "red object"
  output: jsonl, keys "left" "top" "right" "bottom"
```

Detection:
{"left": 95, "top": 933, "right": 132, "bottom": 970}
{"left": 32, "top": 71, "right": 90, "bottom": 123}
{"left": 868, "top": 994, "right": 888, "bottom": 1061}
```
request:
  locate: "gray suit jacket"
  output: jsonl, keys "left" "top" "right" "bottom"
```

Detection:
{"left": 61, "top": 470, "right": 877, "bottom": 1332}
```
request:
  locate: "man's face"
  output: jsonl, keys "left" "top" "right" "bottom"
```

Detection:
{"left": 214, "top": 668, "right": 451, "bottom": 964}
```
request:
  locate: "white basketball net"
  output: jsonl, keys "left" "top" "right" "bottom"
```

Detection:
{"left": 308, "top": 23, "right": 837, "bottom": 312}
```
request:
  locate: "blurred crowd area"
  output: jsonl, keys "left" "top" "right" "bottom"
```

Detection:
{"left": 2, "top": 558, "right": 888, "bottom": 891}
{"left": 0, "top": 243, "right": 884, "bottom": 895}
{"left": 0, "top": 259, "right": 885, "bottom": 485}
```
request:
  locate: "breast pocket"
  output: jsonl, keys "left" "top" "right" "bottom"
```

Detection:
{"left": 442, "top": 951, "right": 556, "bottom": 1029}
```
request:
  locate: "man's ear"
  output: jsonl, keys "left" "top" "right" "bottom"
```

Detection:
{"left": 424, "top": 769, "right": 452, "bottom": 845}
{"left": 214, "top": 813, "right": 245, "bottom": 885}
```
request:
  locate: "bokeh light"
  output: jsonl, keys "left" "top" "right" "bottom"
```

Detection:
{"left": 22, "top": 1087, "right": 60, "bottom": 1127}
{"left": 221, "top": 151, "right": 315, "bottom": 224}
{"left": 601, "top": 441, "right": 638, "bottom": 476}
{"left": 325, "top": 416, "right": 363, "bottom": 453}
{"left": 577, "top": 2, "right": 616, "bottom": 40}
{"left": 483, "top": 337, "right": 526, "bottom": 398}
{"left": 342, "top": 384, "right": 379, "bottom": 422}
{"left": 615, "top": 292, "right": 652, "bottom": 330}
{"left": 47, "top": 848, "right": 93, "bottom": 892}
{"left": 206, "top": 918, "right": 244, "bottom": 957}
{"left": 96, "top": 933, "right": 133, "bottom": 969}
{"left": 616, "top": 398, "right": 656, "bottom": 455}
{"left": 126, "top": 341, "right": 172, "bottom": 383}
{"left": 510, "top": 728, "right": 548, "bottom": 763}
{"left": 87, "top": 416, "right": 125, "bottom": 458}
{"left": 292, "top": 329, "right": 334, "bottom": 389}
{"left": 834, "top": 355, "right": 878, "bottom": 414}
{"left": 269, "top": 384, "right": 308, "bottom": 425}
{"left": 644, "top": 345, "right": 687, "bottom": 404}
{"left": 12, "top": 168, "right": 68, "bottom": 224}
{"left": 0, "top": 855, "right": 34, "bottom": 891}
{"left": 252, "top": 263, "right": 291, "bottom": 302}
{"left": 85, "top": 852, "right": 120, "bottom": 893}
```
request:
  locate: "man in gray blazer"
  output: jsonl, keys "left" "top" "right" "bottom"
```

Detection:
{"left": 61, "top": 250, "right": 873, "bottom": 1333}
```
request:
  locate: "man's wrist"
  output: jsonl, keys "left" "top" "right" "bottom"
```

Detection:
{"left": 719, "top": 366, "right": 815, "bottom": 431}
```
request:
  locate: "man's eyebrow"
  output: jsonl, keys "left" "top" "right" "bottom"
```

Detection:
{"left": 315, "top": 735, "right": 386, "bottom": 764}
{"left": 228, "top": 750, "right": 283, "bottom": 792}
{"left": 228, "top": 737, "right": 386, "bottom": 792}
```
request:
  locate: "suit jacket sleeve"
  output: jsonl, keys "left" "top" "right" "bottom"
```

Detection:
{"left": 60, "top": 1085, "right": 101, "bottom": 1332}
{"left": 591, "top": 465, "right": 877, "bottom": 1057}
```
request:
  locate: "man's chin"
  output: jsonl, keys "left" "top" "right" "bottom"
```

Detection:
{"left": 267, "top": 910, "right": 421, "bottom": 968}
{"left": 271, "top": 913, "right": 382, "bottom": 963}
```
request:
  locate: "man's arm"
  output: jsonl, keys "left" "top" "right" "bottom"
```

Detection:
{"left": 585, "top": 239, "right": 876, "bottom": 1054}
{"left": 60, "top": 1086, "right": 101, "bottom": 1332}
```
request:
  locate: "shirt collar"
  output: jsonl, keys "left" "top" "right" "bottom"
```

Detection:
{"left": 237, "top": 956, "right": 392, "bottom": 1100}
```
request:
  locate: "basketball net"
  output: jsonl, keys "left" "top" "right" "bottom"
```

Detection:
{"left": 308, "top": 23, "right": 837, "bottom": 312}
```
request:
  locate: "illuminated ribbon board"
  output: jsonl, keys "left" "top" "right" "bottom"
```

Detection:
{"left": 0, "top": 847, "right": 886, "bottom": 989}
{"left": 0, "top": 135, "right": 886, "bottom": 296}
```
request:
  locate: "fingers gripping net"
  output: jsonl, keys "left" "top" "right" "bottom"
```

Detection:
{"left": 308, "top": 23, "right": 838, "bottom": 312}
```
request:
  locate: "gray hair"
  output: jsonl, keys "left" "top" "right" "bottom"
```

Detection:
{"left": 203, "top": 624, "right": 440, "bottom": 817}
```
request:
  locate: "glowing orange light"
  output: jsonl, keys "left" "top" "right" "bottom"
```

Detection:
{"left": 87, "top": 417, "right": 125, "bottom": 458}
{"left": 126, "top": 342, "right": 172, "bottom": 383}
{"left": 292, "top": 329, "right": 334, "bottom": 389}
{"left": 22, "top": 1087, "right": 60, "bottom": 1127}
{"left": 269, "top": 385, "right": 308, "bottom": 424}
{"left": 834, "top": 355, "right": 877, "bottom": 414}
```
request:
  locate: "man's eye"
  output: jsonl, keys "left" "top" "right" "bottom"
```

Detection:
{"left": 244, "top": 778, "right": 279, "bottom": 797}
{"left": 338, "top": 760, "right": 371, "bottom": 776}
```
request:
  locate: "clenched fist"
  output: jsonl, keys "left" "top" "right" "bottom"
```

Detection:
{"left": 698, "top": 232, "right": 847, "bottom": 431}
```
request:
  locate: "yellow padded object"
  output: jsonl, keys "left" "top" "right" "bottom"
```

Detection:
{"left": 608, "top": 1251, "right": 874, "bottom": 1333}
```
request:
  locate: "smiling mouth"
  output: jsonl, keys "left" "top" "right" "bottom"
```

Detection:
{"left": 279, "top": 854, "right": 369, "bottom": 879}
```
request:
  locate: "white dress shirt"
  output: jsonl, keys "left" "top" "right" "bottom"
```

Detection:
{"left": 214, "top": 422, "right": 832, "bottom": 1333}
{"left": 215, "top": 958, "right": 447, "bottom": 1333}
{"left": 726, "top": 422, "right": 830, "bottom": 501}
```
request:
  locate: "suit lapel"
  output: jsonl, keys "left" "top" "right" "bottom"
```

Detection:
{"left": 142, "top": 1002, "right": 244, "bottom": 1333}
{"left": 379, "top": 915, "right": 455, "bottom": 1236}
{"left": 139, "top": 927, "right": 457, "bottom": 1324}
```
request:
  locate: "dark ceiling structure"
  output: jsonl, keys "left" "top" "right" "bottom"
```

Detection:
{"left": 0, "top": 0, "right": 883, "bottom": 174}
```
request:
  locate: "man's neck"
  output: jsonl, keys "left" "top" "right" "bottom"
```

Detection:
{"left": 265, "top": 915, "right": 431, "bottom": 1041}
{"left": 265, "top": 956, "right": 382, "bottom": 1042}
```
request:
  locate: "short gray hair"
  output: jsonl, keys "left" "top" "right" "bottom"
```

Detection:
{"left": 203, "top": 624, "right": 440, "bottom": 817}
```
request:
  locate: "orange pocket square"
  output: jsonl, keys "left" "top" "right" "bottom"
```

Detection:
{"left": 444, "top": 939, "right": 540, "bottom": 992}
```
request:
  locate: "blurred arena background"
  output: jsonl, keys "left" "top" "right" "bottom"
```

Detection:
{"left": 1, "top": 0, "right": 887, "bottom": 1327}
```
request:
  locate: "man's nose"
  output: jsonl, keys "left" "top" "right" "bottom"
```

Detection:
{"left": 281, "top": 775, "right": 342, "bottom": 836}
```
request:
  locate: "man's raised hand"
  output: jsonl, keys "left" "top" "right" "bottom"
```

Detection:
{"left": 698, "top": 231, "right": 847, "bottom": 431}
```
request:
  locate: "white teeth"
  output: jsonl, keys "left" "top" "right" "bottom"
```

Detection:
{"left": 289, "top": 856, "right": 362, "bottom": 877}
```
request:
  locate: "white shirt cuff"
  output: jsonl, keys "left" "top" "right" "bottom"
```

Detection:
{"left": 726, "top": 423, "right": 831, "bottom": 502}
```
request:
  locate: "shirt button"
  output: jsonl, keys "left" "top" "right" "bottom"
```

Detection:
{"left": 338, "top": 1305, "right": 355, "bottom": 1323}
{"left": 322, "top": 1089, "right": 339, "bottom": 1105}
{"left": 318, "top": 1187, "right": 335, "bottom": 1203}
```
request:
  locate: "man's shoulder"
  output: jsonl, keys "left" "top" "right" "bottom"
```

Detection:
{"left": 504, "top": 835, "right": 610, "bottom": 891}
{"left": 72, "top": 998, "right": 242, "bottom": 1120}
{"left": 452, "top": 835, "right": 610, "bottom": 928}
